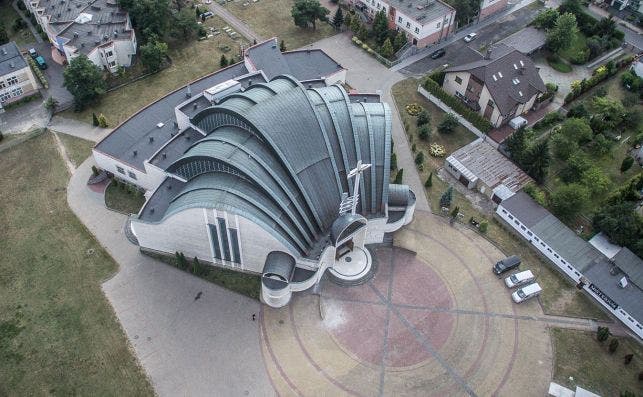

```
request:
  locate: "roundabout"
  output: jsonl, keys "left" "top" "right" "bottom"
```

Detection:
{"left": 259, "top": 212, "right": 553, "bottom": 396}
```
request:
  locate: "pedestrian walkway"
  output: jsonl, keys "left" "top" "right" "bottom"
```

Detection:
{"left": 392, "top": 0, "right": 539, "bottom": 71}
{"left": 12, "top": 0, "right": 43, "bottom": 44}
{"left": 206, "top": 3, "right": 263, "bottom": 43}
{"left": 49, "top": 115, "right": 112, "bottom": 142}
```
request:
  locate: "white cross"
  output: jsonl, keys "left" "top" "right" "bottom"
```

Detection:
{"left": 344, "top": 160, "right": 371, "bottom": 215}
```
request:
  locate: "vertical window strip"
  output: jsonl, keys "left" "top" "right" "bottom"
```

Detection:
{"left": 218, "top": 217, "right": 231, "bottom": 261}
{"left": 229, "top": 228, "right": 241, "bottom": 263}
{"left": 208, "top": 224, "right": 222, "bottom": 259}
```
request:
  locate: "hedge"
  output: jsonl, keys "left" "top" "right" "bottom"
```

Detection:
{"left": 422, "top": 78, "right": 493, "bottom": 132}
{"left": 26, "top": 56, "right": 49, "bottom": 89}
{"left": 564, "top": 56, "right": 634, "bottom": 104}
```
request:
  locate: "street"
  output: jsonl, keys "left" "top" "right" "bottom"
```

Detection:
{"left": 401, "top": 4, "right": 543, "bottom": 75}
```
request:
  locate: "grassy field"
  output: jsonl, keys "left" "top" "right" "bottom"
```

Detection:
{"left": 223, "top": 0, "right": 336, "bottom": 49}
{"left": 552, "top": 328, "right": 643, "bottom": 396}
{"left": 392, "top": 78, "right": 610, "bottom": 320}
{"left": 62, "top": 16, "right": 248, "bottom": 126}
{"left": 105, "top": 181, "right": 145, "bottom": 215}
{"left": 0, "top": 133, "right": 153, "bottom": 395}
{"left": 57, "top": 133, "right": 94, "bottom": 168}
{"left": 0, "top": 0, "right": 36, "bottom": 46}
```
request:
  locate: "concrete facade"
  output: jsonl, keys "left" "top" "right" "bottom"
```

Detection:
{"left": 0, "top": 42, "right": 39, "bottom": 106}
{"left": 480, "top": 0, "right": 510, "bottom": 19}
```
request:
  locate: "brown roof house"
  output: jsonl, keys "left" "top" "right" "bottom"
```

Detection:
{"left": 442, "top": 44, "right": 546, "bottom": 127}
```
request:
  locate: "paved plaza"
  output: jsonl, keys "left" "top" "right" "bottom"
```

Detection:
{"left": 260, "top": 212, "right": 553, "bottom": 397}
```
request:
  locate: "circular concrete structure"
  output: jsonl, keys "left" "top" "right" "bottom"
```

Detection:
{"left": 259, "top": 215, "right": 553, "bottom": 396}
{"left": 329, "top": 247, "right": 373, "bottom": 283}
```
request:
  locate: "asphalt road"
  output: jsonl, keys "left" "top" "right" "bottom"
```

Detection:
{"left": 401, "top": 4, "right": 543, "bottom": 76}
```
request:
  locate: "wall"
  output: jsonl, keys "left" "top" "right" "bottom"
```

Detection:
{"left": 480, "top": 0, "right": 509, "bottom": 19}
{"left": 495, "top": 203, "right": 643, "bottom": 339}
{"left": 93, "top": 149, "right": 159, "bottom": 191}
{"left": 0, "top": 67, "right": 39, "bottom": 104}
{"left": 443, "top": 71, "right": 471, "bottom": 98}
{"left": 324, "top": 69, "right": 347, "bottom": 86}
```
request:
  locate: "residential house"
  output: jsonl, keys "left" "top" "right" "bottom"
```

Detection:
{"left": 352, "top": 0, "right": 456, "bottom": 48}
{"left": 442, "top": 44, "right": 546, "bottom": 127}
{"left": 22, "top": 0, "right": 136, "bottom": 73}
{"left": 0, "top": 42, "right": 39, "bottom": 108}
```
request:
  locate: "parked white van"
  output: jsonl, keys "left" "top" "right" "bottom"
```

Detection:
{"left": 505, "top": 270, "right": 535, "bottom": 288}
{"left": 511, "top": 282, "right": 542, "bottom": 303}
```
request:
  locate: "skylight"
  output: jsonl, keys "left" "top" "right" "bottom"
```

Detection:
{"left": 492, "top": 74, "right": 497, "bottom": 81}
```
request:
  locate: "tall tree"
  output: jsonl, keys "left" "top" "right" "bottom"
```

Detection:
{"left": 522, "top": 139, "right": 550, "bottom": 184}
{"left": 63, "top": 55, "right": 106, "bottom": 111}
{"left": 546, "top": 12, "right": 578, "bottom": 53}
{"left": 393, "top": 31, "right": 407, "bottom": 51}
{"left": 350, "top": 15, "right": 361, "bottom": 33}
{"left": 533, "top": 8, "right": 559, "bottom": 29}
{"left": 332, "top": 7, "right": 344, "bottom": 29}
{"left": 0, "top": 25, "right": 8, "bottom": 45}
{"left": 380, "top": 38, "right": 394, "bottom": 59}
{"left": 140, "top": 39, "right": 168, "bottom": 72}
{"left": 372, "top": 10, "right": 389, "bottom": 45}
{"left": 558, "top": 117, "right": 592, "bottom": 144}
{"left": 172, "top": 8, "right": 198, "bottom": 39}
{"left": 593, "top": 202, "right": 643, "bottom": 252}
{"left": 291, "top": 0, "right": 329, "bottom": 30}
{"left": 550, "top": 183, "right": 589, "bottom": 220}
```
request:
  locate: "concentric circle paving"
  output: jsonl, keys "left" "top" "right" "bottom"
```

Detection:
{"left": 259, "top": 219, "right": 553, "bottom": 397}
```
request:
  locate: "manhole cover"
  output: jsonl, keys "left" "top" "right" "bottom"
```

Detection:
{"left": 345, "top": 256, "right": 352, "bottom": 262}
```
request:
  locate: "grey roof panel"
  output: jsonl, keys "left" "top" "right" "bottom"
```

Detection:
{"left": 0, "top": 42, "right": 28, "bottom": 76}
{"left": 612, "top": 248, "right": 643, "bottom": 289}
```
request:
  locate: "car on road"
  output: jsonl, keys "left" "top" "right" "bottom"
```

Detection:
{"left": 504, "top": 270, "right": 535, "bottom": 288}
{"left": 493, "top": 255, "right": 521, "bottom": 275}
{"left": 463, "top": 33, "right": 478, "bottom": 42}
{"left": 35, "top": 56, "right": 47, "bottom": 70}
{"left": 430, "top": 48, "right": 446, "bottom": 59}
{"left": 511, "top": 282, "right": 542, "bottom": 303}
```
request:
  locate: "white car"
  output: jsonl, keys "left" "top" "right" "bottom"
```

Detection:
{"left": 511, "top": 282, "right": 542, "bottom": 303}
{"left": 504, "top": 270, "right": 535, "bottom": 288}
{"left": 464, "top": 33, "right": 478, "bottom": 42}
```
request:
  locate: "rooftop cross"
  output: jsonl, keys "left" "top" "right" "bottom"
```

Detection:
{"left": 341, "top": 160, "right": 371, "bottom": 215}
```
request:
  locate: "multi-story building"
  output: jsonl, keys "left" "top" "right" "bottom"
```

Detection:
{"left": 22, "top": 0, "right": 136, "bottom": 73}
{"left": 442, "top": 44, "right": 546, "bottom": 127}
{"left": 354, "top": 0, "right": 456, "bottom": 48}
{"left": 0, "top": 42, "right": 39, "bottom": 108}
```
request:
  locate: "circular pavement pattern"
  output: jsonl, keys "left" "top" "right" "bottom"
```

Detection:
{"left": 259, "top": 219, "right": 553, "bottom": 397}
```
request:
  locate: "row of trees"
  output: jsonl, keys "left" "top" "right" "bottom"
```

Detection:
{"left": 504, "top": 127, "right": 550, "bottom": 184}
{"left": 346, "top": 10, "right": 408, "bottom": 59}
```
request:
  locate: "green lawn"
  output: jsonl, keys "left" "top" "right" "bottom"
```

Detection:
{"left": 105, "top": 180, "right": 145, "bottom": 215}
{"left": 0, "top": 132, "right": 153, "bottom": 395}
{"left": 0, "top": 0, "right": 36, "bottom": 46}
{"left": 57, "top": 133, "right": 94, "bottom": 168}
{"left": 223, "top": 0, "right": 336, "bottom": 49}
{"left": 547, "top": 55, "right": 573, "bottom": 73}
{"left": 62, "top": 16, "right": 248, "bottom": 126}
{"left": 392, "top": 78, "right": 610, "bottom": 321}
{"left": 552, "top": 328, "right": 643, "bottom": 396}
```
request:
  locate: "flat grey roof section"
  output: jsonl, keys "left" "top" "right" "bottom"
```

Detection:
{"left": 583, "top": 258, "right": 643, "bottom": 324}
{"left": 387, "top": 0, "right": 454, "bottom": 23}
{"left": 612, "top": 248, "right": 643, "bottom": 289}
{"left": 244, "top": 38, "right": 344, "bottom": 81}
{"left": 449, "top": 139, "right": 532, "bottom": 191}
{"left": 148, "top": 127, "right": 205, "bottom": 170}
{"left": 0, "top": 42, "right": 27, "bottom": 76}
{"left": 94, "top": 62, "right": 249, "bottom": 170}
{"left": 138, "top": 177, "right": 186, "bottom": 222}
{"left": 498, "top": 27, "right": 546, "bottom": 55}
{"left": 348, "top": 93, "right": 381, "bottom": 103}
{"left": 501, "top": 192, "right": 604, "bottom": 270}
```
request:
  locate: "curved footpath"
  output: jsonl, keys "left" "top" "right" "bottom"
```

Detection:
{"left": 67, "top": 159, "right": 275, "bottom": 397}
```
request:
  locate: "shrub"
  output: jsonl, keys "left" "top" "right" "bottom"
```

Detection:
{"left": 0, "top": 130, "right": 3, "bottom": 142}
{"left": 418, "top": 125, "right": 431, "bottom": 141}
{"left": 92, "top": 112, "right": 99, "bottom": 126}
{"left": 620, "top": 156, "right": 634, "bottom": 173}
{"left": 428, "top": 70, "right": 445, "bottom": 85}
{"left": 91, "top": 165, "right": 99, "bottom": 176}
{"left": 624, "top": 353, "right": 634, "bottom": 365}
{"left": 438, "top": 113, "right": 459, "bottom": 134}
{"left": 405, "top": 103, "right": 422, "bottom": 116}
{"left": 597, "top": 326, "right": 610, "bottom": 342}
{"left": 609, "top": 338, "right": 619, "bottom": 354}
{"left": 425, "top": 172, "right": 433, "bottom": 188}
{"left": 416, "top": 109, "right": 430, "bottom": 126}
{"left": 98, "top": 114, "right": 108, "bottom": 128}
{"left": 533, "top": 112, "right": 564, "bottom": 131}
{"left": 394, "top": 168, "right": 403, "bottom": 184}
{"left": 390, "top": 152, "right": 397, "bottom": 170}
{"left": 479, "top": 221, "right": 488, "bottom": 233}
{"left": 411, "top": 143, "right": 416, "bottom": 152}
{"left": 439, "top": 186, "right": 453, "bottom": 208}
{"left": 422, "top": 78, "right": 492, "bottom": 132}
{"left": 414, "top": 151, "right": 425, "bottom": 165}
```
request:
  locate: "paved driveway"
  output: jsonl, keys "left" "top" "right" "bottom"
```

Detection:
{"left": 67, "top": 160, "right": 274, "bottom": 397}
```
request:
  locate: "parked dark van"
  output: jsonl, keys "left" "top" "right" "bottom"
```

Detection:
{"left": 493, "top": 255, "right": 521, "bottom": 275}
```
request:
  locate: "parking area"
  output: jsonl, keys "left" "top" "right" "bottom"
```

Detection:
{"left": 260, "top": 211, "right": 555, "bottom": 396}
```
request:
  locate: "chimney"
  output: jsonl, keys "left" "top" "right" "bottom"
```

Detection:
{"left": 519, "top": 66, "right": 525, "bottom": 75}
{"left": 133, "top": 150, "right": 137, "bottom": 156}
{"left": 149, "top": 136, "right": 154, "bottom": 143}
{"left": 484, "top": 48, "right": 492, "bottom": 60}
{"left": 186, "top": 84, "right": 191, "bottom": 98}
